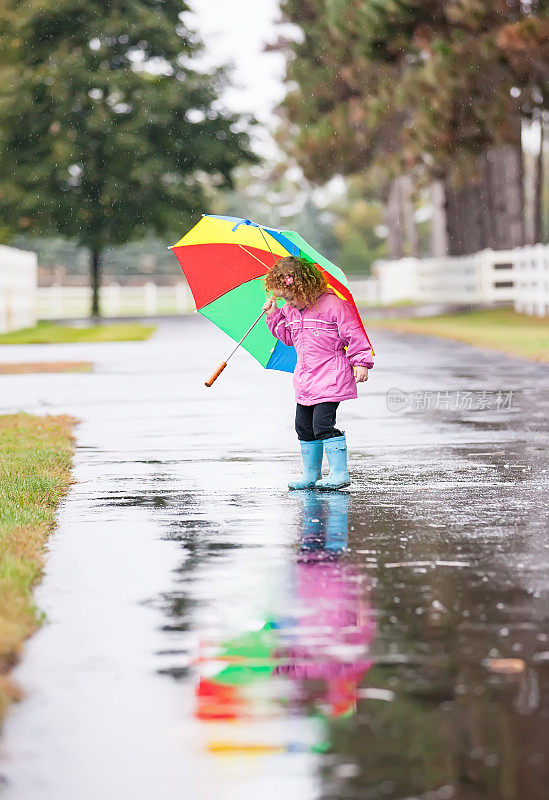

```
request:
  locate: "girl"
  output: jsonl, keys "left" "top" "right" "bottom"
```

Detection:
{"left": 262, "top": 256, "right": 374, "bottom": 490}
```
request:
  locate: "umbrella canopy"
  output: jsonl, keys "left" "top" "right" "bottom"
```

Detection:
{"left": 170, "top": 214, "right": 375, "bottom": 374}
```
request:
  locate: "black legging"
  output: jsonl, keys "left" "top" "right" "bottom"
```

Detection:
{"left": 295, "top": 402, "right": 342, "bottom": 442}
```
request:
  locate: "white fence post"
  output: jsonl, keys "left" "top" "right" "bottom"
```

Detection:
{"left": 0, "top": 245, "right": 37, "bottom": 332}
{"left": 348, "top": 278, "right": 379, "bottom": 306}
{"left": 175, "top": 282, "right": 192, "bottom": 313}
{"left": 478, "top": 250, "right": 493, "bottom": 303}
{"left": 535, "top": 244, "right": 548, "bottom": 317}
{"left": 104, "top": 281, "right": 121, "bottom": 316}
{"left": 513, "top": 244, "right": 549, "bottom": 318}
{"left": 51, "top": 284, "right": 63, "bottom": 318}
{"left": 373, "top": 258, "right": 419, "bottom": 305}
{"left": 144, "top": 281, "right": 157, "bottom": 316}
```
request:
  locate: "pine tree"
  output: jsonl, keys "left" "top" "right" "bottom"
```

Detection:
{"left": 274, "top": 1, "right": 403, "bottom": 181}
{"left": 332, "top": 0, "right": 547, "bottom": 252}
{"left": 0, "top": 0, "right": 257, "bottom": 316}
{"left": 276, "top": 0, "right": 548, "bottom": 254}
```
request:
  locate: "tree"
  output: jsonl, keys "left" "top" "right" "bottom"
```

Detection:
{"left": 332, "top": 0, "right": 547, "bottom": 253}
{"left": 275, "top": 0, "right": 549, "bottom": 255}
{"left": 272, "top": 6, "right": 404, "bottom": 181}
{"left": 269, "top": 5, "right": 411, "bottom": 258}
{"left": 326, "top": 174, "right": 389, "bottom": 272}
{"left": 215, "top": 160, "right": 342, "bottom": 263}
{"left": 0, "top": 0, "right": 257, "bottom": 316}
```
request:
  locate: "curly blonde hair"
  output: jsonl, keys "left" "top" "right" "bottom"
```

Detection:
{"left": 264, "top": 256, "right": 329, "bottom": 307}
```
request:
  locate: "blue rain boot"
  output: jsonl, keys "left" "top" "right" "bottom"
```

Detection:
{"left": 288, "top": 440, "right": 324, "bottom": 490}
{"left": 315, "top": 434, "right": 351, "bottom": 490}
{"left": 299, "top": 491, "right": 324, "bottom": 551}
{"left": 323, "top": 492, "right": 350, "bottom": 554}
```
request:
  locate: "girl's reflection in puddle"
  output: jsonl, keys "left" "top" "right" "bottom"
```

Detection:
{"left": 194, "top": 491, "right": 375, "bottom": 756}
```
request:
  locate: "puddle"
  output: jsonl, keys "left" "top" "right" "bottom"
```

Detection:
{"left": 0, "top": 320, "right": 548, "bottom": 799}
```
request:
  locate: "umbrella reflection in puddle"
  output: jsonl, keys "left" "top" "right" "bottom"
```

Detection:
{"left": 193, "top": 491, "right": 375, "bottom": 758}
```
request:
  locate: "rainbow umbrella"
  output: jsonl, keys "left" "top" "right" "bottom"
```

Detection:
{"left": 170, "top": 214, "right": 374, "bottom": 386}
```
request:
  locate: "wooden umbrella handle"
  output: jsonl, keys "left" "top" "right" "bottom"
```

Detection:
{"left": 203, "top": 308, "right": 266, "bottom": 388}
{"left": 205, "top": 361, "right": 227, "bottom": 387}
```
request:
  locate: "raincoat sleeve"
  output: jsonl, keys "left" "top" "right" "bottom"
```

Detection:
{"left": 266, "top": 306, "right": 294, "bottom": 346}
{"left": 334, "top": 301, "right": 374, "bottom": 369}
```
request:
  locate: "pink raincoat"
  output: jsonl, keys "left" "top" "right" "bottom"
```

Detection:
{"left": 266, "top": 291, "right": 374, "bottom": 405}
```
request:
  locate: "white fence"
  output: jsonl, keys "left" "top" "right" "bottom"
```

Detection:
{"left": 513, "top": 244, "right": 549, "bottom": 317}
{"left": 372, "top": 247, "right": 532, "bottom": 309}
{"left": 37, "top": 281, "right": 195, "bottom": 319}
{"left": 38, "top": 277, "right": 379, "bottom": 319}
{"left": 348, "top": 278, "right": 378, "bottom": 307}
{"left": 0, "top": 245, "right": 37, "bottom": 333}
{"left": 373, "top": 258, "right": 419, "bottom": 306}
{"left": 29, "top": 243, "right": 549, "bottom": 322}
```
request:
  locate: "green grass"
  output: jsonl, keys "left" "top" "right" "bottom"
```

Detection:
{"left": 0, "top": 413, "right": 77, "bottom": 724}
{"left": 368, "top": 308, "right": 549, "bottom": 362}
{"left": 0, "top": 320, "right": 156, "bottom": 344}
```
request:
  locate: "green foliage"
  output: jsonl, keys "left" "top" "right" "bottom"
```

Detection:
{"left": 0, "top": 320, "right": 156, "bottom": 344}
{"left": 290, "top": 198, "right": 341, "bottom": 264}
{"left": 0, "top": 0, "right": 257, "bottom": 251}
{"left": 14, "top": 233, "right": 178, "bottom": 276}
{"left": 277, "top": 0, "right": 548, "bottom": 186}
{"left": 327, "top": 177, "right": 389, "bottom": 273}
{"left": 214, "top": 162, "right": 340, "bottom": 261}
{"left": 277, "top": 1, "right": 401, "bottom": 184}
{"left": 215, "top": 163, "right": 380, "bottom": 275}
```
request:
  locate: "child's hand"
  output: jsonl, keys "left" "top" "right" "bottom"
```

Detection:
{"left": 354, "top": 366, "right": 369, "bottom": 383}
{"left": 262, "top": 297, "right": 277, "bottom": 315}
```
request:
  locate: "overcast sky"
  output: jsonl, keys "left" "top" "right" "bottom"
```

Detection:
{"left": 189, "top": 0, "right": 290, "bottom": 154}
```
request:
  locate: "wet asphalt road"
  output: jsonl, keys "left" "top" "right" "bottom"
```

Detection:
{"left": 0, "top": 316, "right": 548, "bottom": 800}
